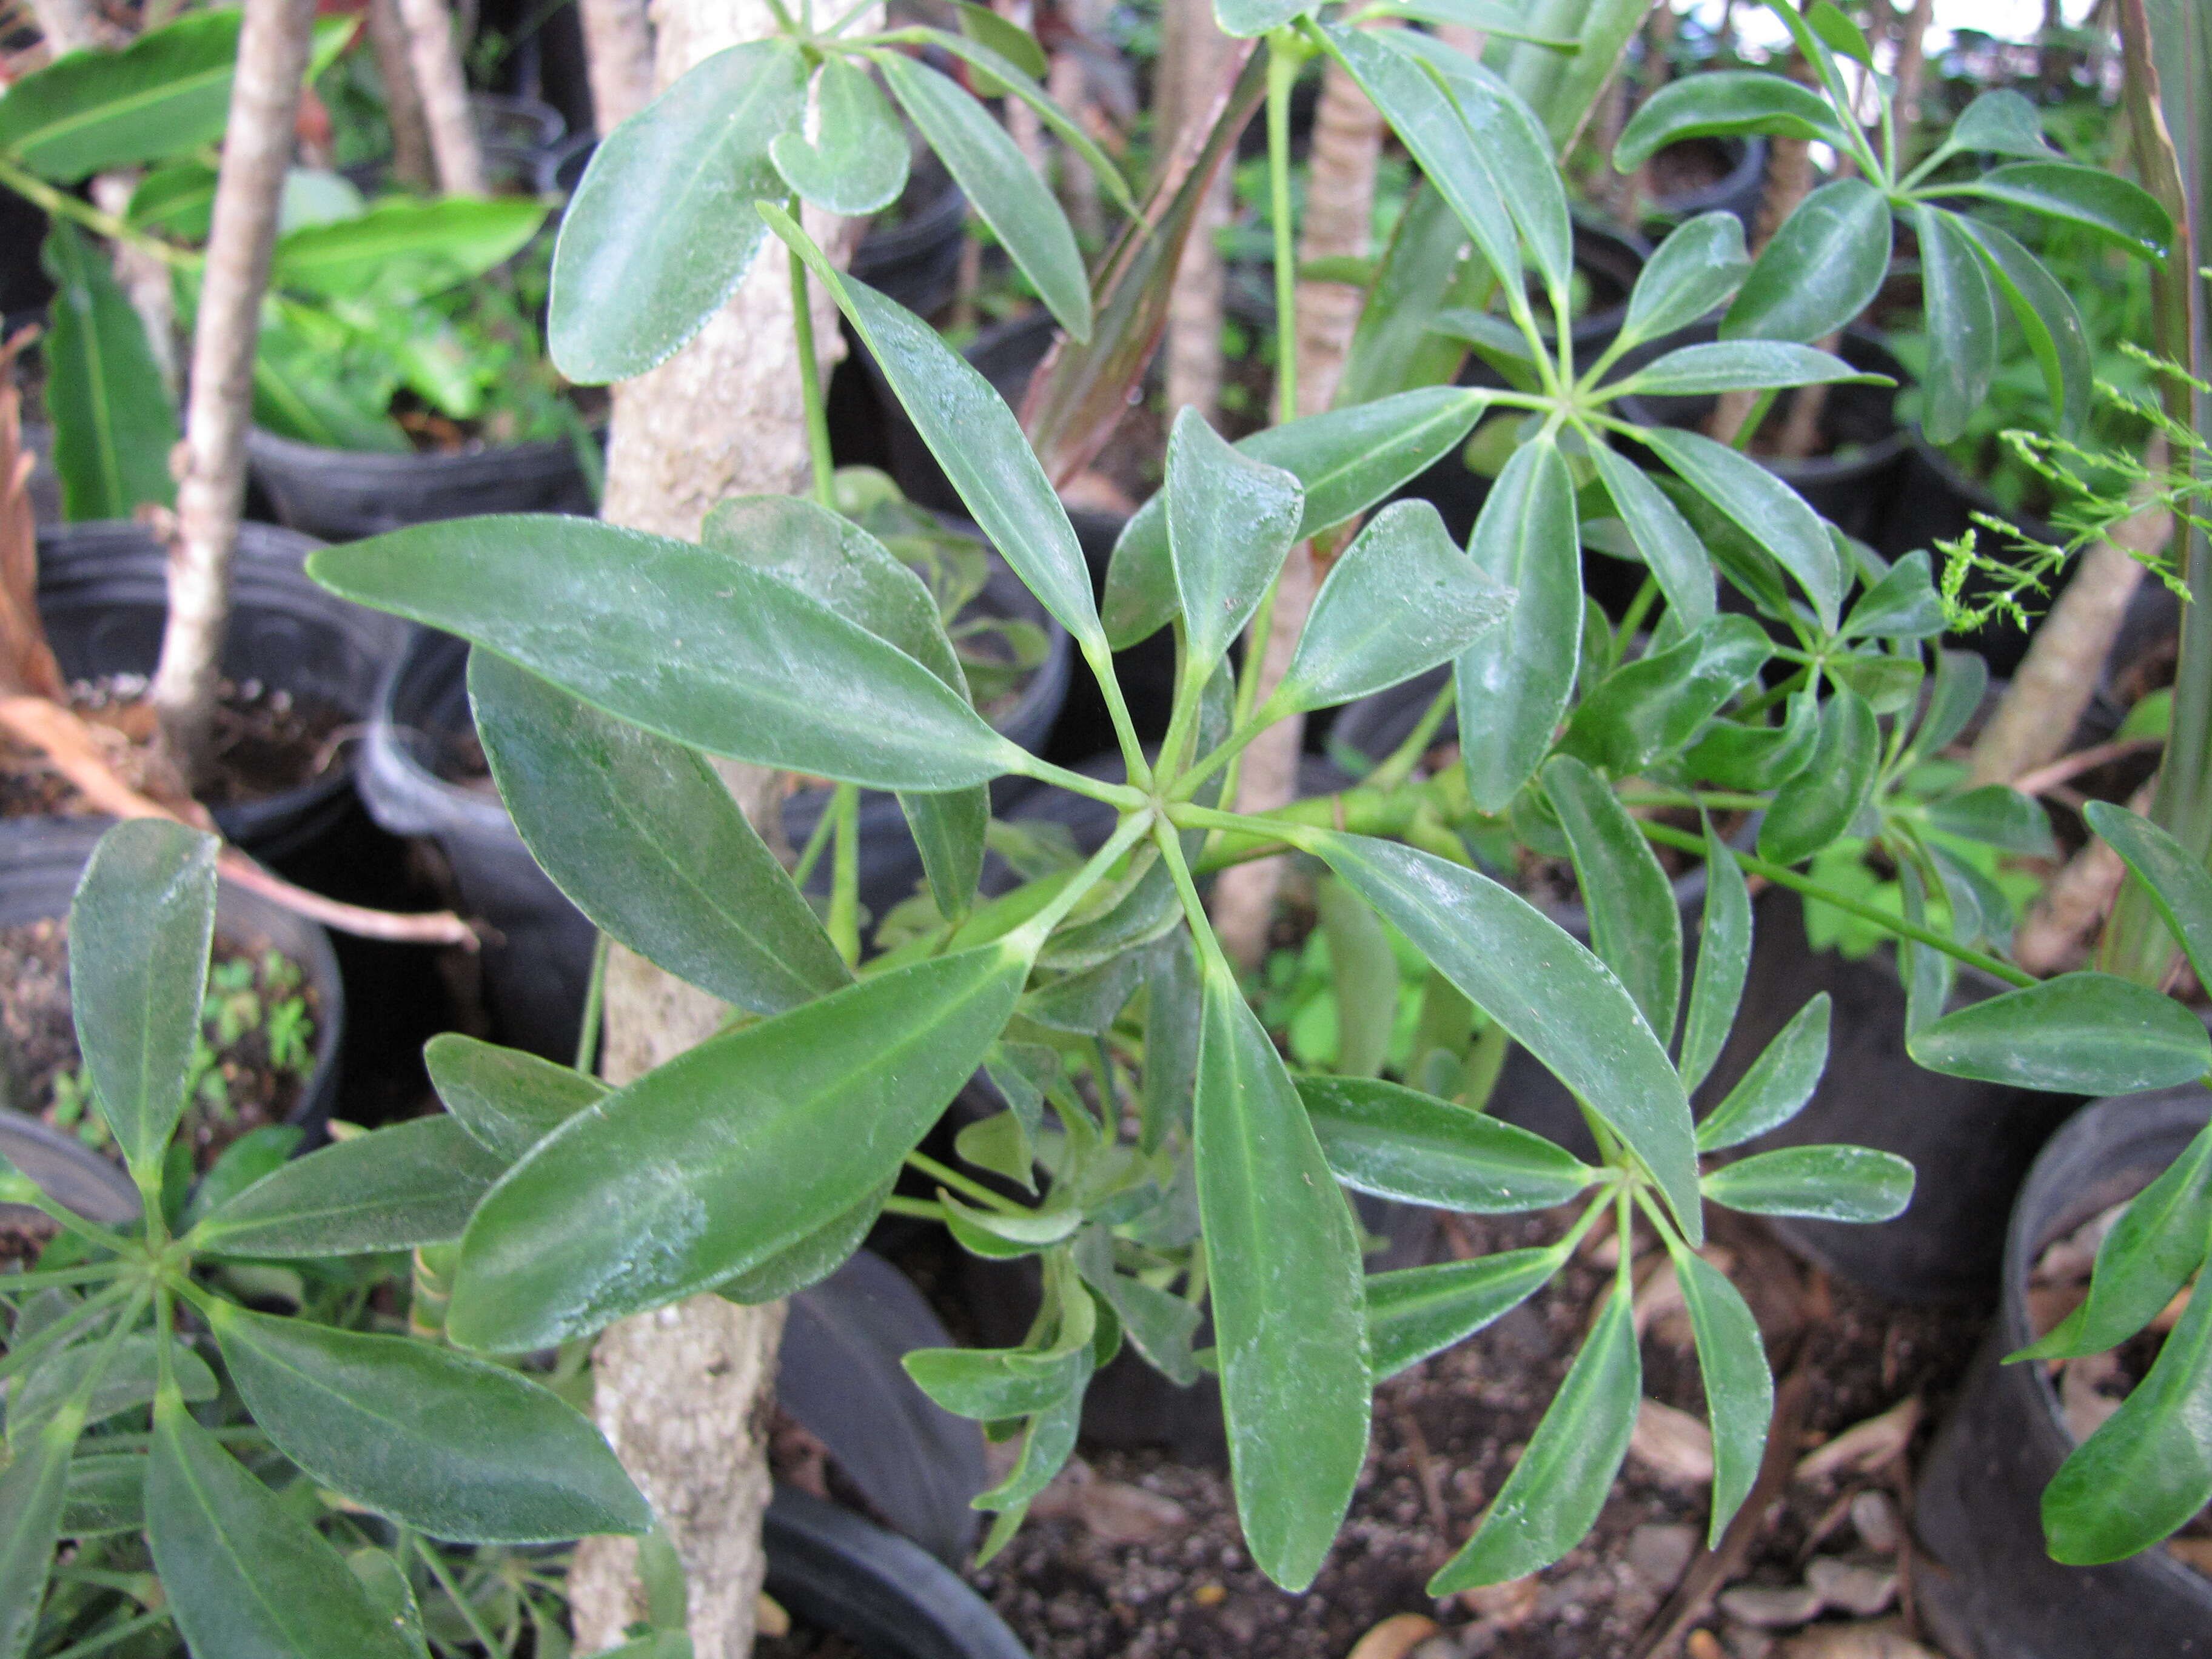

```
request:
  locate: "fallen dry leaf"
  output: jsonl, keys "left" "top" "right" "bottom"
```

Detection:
{"left": 1795, "top": 1398, "right": 1919, "bottom": 1484}
{"left": 1345, "top": 1612, "right": 1439, "bottom": 1659}
{"left": 1631, "top": 1397, "right": 1715, "bottom": 1486}
{"left": 1718, "top": 1583, "right": 1823, "bottom": 1628}
{"left": 1777, "top": 1617, "right": 1939, "bottom": 1659}
{"left": 2059, "top": 1350, "right": 2124, "bottom": 1446}
{"left": 754, "top": 1594, "right": 790, "bottom": 1639}
{"left": 1029, "top": 1458, "right": 1189, "bottom": 1544}
{"left": 1848, "top": 1490, "right": 1902, "bottom": 1555}
{"left": 1805, "top": 1557, "right": 1897, "bottom": 1618}
{"left": 1685, "top": 1632, "right": 1728, "bottom": 1659}
{"left": 1456, "top": 1575, "right": 1540, "bottom": 1627}
{"left": 2166, "top": 1537, "right": 2212, "bottom": 1574}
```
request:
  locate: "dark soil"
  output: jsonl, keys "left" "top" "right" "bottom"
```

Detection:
{"left": 0, "top": 672, "right": 348, "bottom": 818}
{"left": 755, "top": 1620, "right": 866, "bottom": 1659}
{"left": 0, "top": 915, "right": 320, "bottom": 1167}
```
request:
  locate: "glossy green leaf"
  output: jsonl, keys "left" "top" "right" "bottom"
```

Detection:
{"left": 874, "top": 52, "right": 1090, "bottom": 341}
{"left": 1842, "top": 549, "right": 1945, "bottom": 640}
{"left": 1680, "top": 833, "right": 1752, "bottom": 1097}
{"left": 425, "top": 1035, "right": 604, "bottom": 1164}
{"left": 548, "top": 38, "right": 808, "bottom": 381}
{"left": 0, "top": 1412, "right": 73, "bottom": 1658}
{"left": 2016, "top": 1119, "right": 2212, "bottom": 1363}
{"left": 1307, "top": 832, "right": 1702, "bottom": 1239}
{"left": 41, "top": 223, "right": 176, "bottom": 523}
{"left": 905, "top": 788, "right": 991, "bottom": 920}
{"left": 1586, "top": 444, "right": 1714, "bottom": 628}
{"left": 1075, "top": 1227, "right": 1202, "bottom": 1384}
{"left": 1614, "top": 70, "right": 1849, "bottom": 170}
{"left": 448, "top": 943, "right": 1027, "bottom": 1352}
{"left": 1214, "top": 0, "right": 1310, "bottom": 39}
{"left": 1909, "top": 971, "right": 2212, "bottom": 1093}
{"left": 0, "top": 10, "right": 243, "bottom": 180}
{"left": 470, "top": 652, "right": 851, "bottom": 1013}
{"left": 1722, "top": 178, "right": 1891, "bottom": 346}
{"left": 1544, "top": 754, "right": 1683, "bottom": 1042}
{"left": 60, "top": 1454, "right": 145, "bottom": 1537}
{"left": 272, "top": 198, "right": 548, "bottom": 302}
{"left": 1195, "top": 960, "right": 1369, "bottom": 1592}
{"left": 770, "top": 207, "right": 1105, "bottom": 656}
{"left": 1667, "top": 1241, "right": 1771, "bottom": 1544}
{"left": 1642, "top": 426, "right": 1842, "bottom": 629}
{"left": 2042, "top": 1238, "right": 2212, "bottom": 1564}
{"left": 1906, "top": 648, "right": 1989, "bottom": 766}
{"left": 1912, "top": 206, "right": 1999, "bottom": 445}
{"left": 1141, "top": 931, "right": 1202, "bottom": 1151}
{"left": 184, "top": 1127, "right": 304, "bottom": 1232}
{"left": 1615, "top": 341, "right": 1879, "bottom": 397}
{"left": 190, "top": 1116, "right": 509, "bottom": 1259}
{"left": 1165, "top": 406, "right": 1304, "bottom": 668}
{"left": 1616, "top": 212, "right": 1750, "bottom": 350}
{"left": 770, "top": 57, "right": 908, "bottom": 215}
{"left": 1686, "top": 689, "right": 1820, "bottom": 790}
{"left": 147, "top": 1398, "right": 421, "bottom": 1659}
{"left": 950, "top": 0, "right": 1047, "bottom": 76}
{"left": 1269, "top": 500, "right": 1512, "bottom": 718}
{"left": 1806, "top": 0, "right": 1872, "bottom": 62}
{"left": 69, "top": 819, "right": 215, "bottom": 1175}
{"left": 1318, "top": 878, "right": 1398, "bottom": 1081}
{"left": 126, "top": 159, "right": 216, "bottom": 237}
{"left": 903, "top": 1341, "right": 1088, "bottom": 1421}
{"left": 715, "top": 1176, "right": 891, "bottom": 1305}
{"left": 972, "top": 1381, "right": 1086, "bottom": 1555}
{"left": 310, "top": 516, "right": 1016, "bottom": 791}
{"left": 939, "top": 1189, "right": 1082, "bottom": 1256}
{"left": 209, "top": 1302, "right": 648, "bottom": 1543}
{"left": 1957, "top": 215, "right": 2091, "bottom": 440}
{"left": 1457, "top": 437, "right": 1581, "bottom": 812}
{"left": 1299, "top": 1075, "right": 1595, "bottom": 1211}
{"left": 1697, "top": 994, "right": 1831, "bottom": 1151}
{"left": 1430, "top": 1282, "right": 1639, "bottom": 1591}
{"left": 1365, "top": 1247, "right": 1562, "bottom": 1380}
{"left": 1757, "top": 689, "right": 1877, "bottom": 865}
{"left": 1947, "top": 162, "right": 2173, "bottom": 261}
{"left": 9, "top": 1334, "right": 216, "bottom": 1446}
{"left": 1703, "top": 1144, "right": 1913, "bottom": 1221}
{"left": 1827, "top": 650, "right": 1924, "bottom": 716}
{"left": 1493, "top": 0, "right": 1647, "bottom": 150}
{"left": 2087, "top": 802, "right": 2212, "bottom": 991}
{"left": 1558, "top": 614, "right": 1770, "bottom": 776}
{"left": 1923, "top": 783, "right": 2056, "bottom": 856}
{"left": 1102, "top": 388, "right": 1489, "bottom": 648}
{"left": 1947, "top": 89, "right": 2057, "bottom": 159}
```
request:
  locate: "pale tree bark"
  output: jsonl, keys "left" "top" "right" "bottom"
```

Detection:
{"left": 1891, "top": 0, "right": 1936, "bottom": 159}
{"left": 579, "top": 0, "right": 655, "bottom": 132}
{"left": 28, "top": 0, "right": 118, "bottom": 53}
{"left": 564, "top": 1, "right": 868, "bottom": 1652}
{"left": 147, "top": 0, "right": 318, "bottom": 780}
{"left": 1048, "top": 27, "right": 1101, "bottom": 246}
{"left": 997, "top": 0, "right": 1050, "bottom": 178}
{"left": 1160, "top": 0, "right": 1233, "bottom": 421}
{"left": 1708, "top": 61, "right": 1813, "bottom": 445}
{"left": 366, "top": 0, "right": 437, "bottom": 190}
{"left": 394, "top": 0, "right": 486, "bottom": 195}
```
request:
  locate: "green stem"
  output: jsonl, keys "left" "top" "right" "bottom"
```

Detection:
{"left": 906, "top": 1149, "right": 1025, "bottom": 1214}
{"left": 1730, "top": 387, "right": 1779, "bottom": 452}
{"left": 575, "top": 931, "right": 609, "bottom": 1076}
{"left": 1009, "top": 754, "right": 1150, "bottom": 810}
{"left": 828, "top": 781, "right": 862, "bottom": 965}
{"left": 44, "top": 1609, "right": 174, "bottom": 1659}
{"left": 788, "top": 220, "right": 838, "bottom": 509}
{"left": 1154, "top": 817, "right": 1238, "bottom": 984}
{"left": 1005, "top": 808, "right": 1157, "bottom": 949}
{"left": 1083, "top": 640, "right": 1153, "bottom": 791}
{"left": 1169, "top": 710, "right": 1270, "bottom": 802}
{"left": 1614, "top": 577, "right": 1660, "bottom": 655}
{"left": 791, "top": 788, "right": 839, "bottom": 888}
{"left": 0, "top": 1282, "right": 135, "bottom": 1387}
{"left": 0, "top": 1262, "right": 131, "bottom": 1293}
{"left": 415, "top": 1537, "right": 506, "bottom": 1659}
{"left": 880, "top": 1195, "right": 945, "bottom": 1221}
{"left": 0, "top": 159, "right": 198, "bottom": 269}
{"left": 1266, "top": 30, "right": 1302, "bottom": 429}
{"left": 1362, "top": 682, "right": 1455, "bottom": 793}
{"left": 15, "top": 1193, "right": 139, "bottom": 1261}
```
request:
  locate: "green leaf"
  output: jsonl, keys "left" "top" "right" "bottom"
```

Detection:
{"left": 208, "top": 1302, "right": 649, "bottom": 1543}
{"left": 1805, "top": 0, "right": 1872, "bottom": 62}
{"left": 9, "top": 1334, "right": 216, "bottom": 1447}
{"left": 1074, "top": 1227, "right": 1202, "bottom": 1384}
{"left": 469, "top": 652, "right": 851, "bottom": 1014}
{"left": 1299, "top": 1075, "right": 1595, "bottom": 1211}
{"left": 2086, "top": 802, "right": 2212, "bottom": 993}
{"left": 1947, "top": 89, "right": 2057, "bottom": 159}
{"left": 1906, "top": 648, "right": 1989, "bottom": 766}
{"left": 1842, "top": 549, "right": 1945, "bottom": 640}
{"left": 1543, "top": 754, "right": 1683, "bottom": 1042}
{"left": 185, "top": 1126, "right": 303, "bottom": 1231}
{"left": 1430, "top": 1282, "right": 1639, "bottom": 1591}
{"left": 903, "top": 1341, "right": 1088, "bottom": 1422}
{"left": 2042, "top": 1236, "right": 2212, "bottom": 1564}
{"left": 1269, "top": 500, "right": 1512, "bottom": 719}
{"left": 61, "top": 1454, "right": 145, "bottom": 1537}
{"left": 714, "top": 1176, "right": 891, "bottom": 1305}
{"left": 1614, "top": 70, "right": 1849, "bottom": 170}
{"left": 0, "top": 10, "right": 243, "bottom": 180}
{"left": 1165, "top": 406, "right": 1304, "bottom": 669}
{"left": 1213, "top": 0, "right": 1310, "bottom": 39}
{"left": 1680, "top": 834, "right": 1752, "bottom": 1097}
{"left": 1195, "top": 960, "right": 1370, "bottom": 1591}
{"left": 1697, "top": 994, "right": 1830, "bottom": 1151}
{"left": 1911, "top": 206, "right": 1999, "bottom": 446}
{"left": 1923, "top": 784, "right": 2055, "bottom": 856}
{"left": 1457, "top": 437, "right": 1581, "bottom": 813}
{"left": 770, "top": 57, "right": 907, "bottom": 215}
{"left": 1702, "top": 1144, "right": 1912, "bottom": 1221}
{"left": 1687, "top": 689, "right": 1820, "bottom": 791}
{"left": 768, "top": 207, "right": 1106, "bottom": 656}
{"left": 548, "top": 38, "right": 808, "bottom": 381}
{"left": 309, "top": 517, "right": 1016, "bottom": 791}
{"left": 1318, "top": 879, "right": 1398, "bottom": 1081}
{"left": 1615, "top": 341, "right": 1880, "bottom": 398}
{"left": 1308, "top": 831, "right": 1703, "bottom": 1239}
{"left": 1641, "top": 426, "right": 1842, "bottom": 629}
{"left": 190, "top": 1116, "right": 509, "bottom": 1259}
{"left": 147, "top": 1398, "right": 421, "bottom": 1659}
{"left": 1558, "top": 614, "right": 1770, "bottom": 776}
{"left": 1667, "top": 1241, "right": 1772, "bottom": 1544}
{"left": 938, "top": 1189, "right": 1082, "bottom": 1256}
{"left": 1586, "top": 445, "right": 1714, "bottom": 628}
{"left": 905, "top": 788, "right": 991, "bottom": 920}
{"left": 41, "top": 224, "right": 177, "bottom": 523}
{"left": 0, "top": 1413, "right": 73, "bottom": 1658}
{"left": 1947, "top": 162, "right": 2174, "bottom": 261}
{"left": 873, "top": 52, "right": 1090, "bottom": 341}
{"left": 951, "top": 0, "right": 1048, "bottom": 78}
{"left": 1722, "top": 178, "right": 1892, "bottom": 346}
{"left": 69, "top": 819, "right": 215, "bottom": 1175}
{"left": 1956, "top": 215, "right": 2092, "bottom": 440}
{"left": 272, "top": 198, "right": 548, "bottom": 302}
{"left": 448, "top": 944, "right": 1028, "bottom": 1352}
{"left": 2016, "top": 1120, "right": 2212, "bottom": 1363}
{"left": 1617, "top": 211, "right": 1751, "bottom": 350}
{"left": 1102, "top": 389, "right": 1489, "bottom": 649}
{"left": 1365, "top": 1247, "right": 1562, "bottom": 1380}
{"left": 1141, "top": 932, "right": 1202, "bottom": 1152}
{"left": 425, "top": 1035, "right": 605, "bottom": 1164}
{"left": 1757, "top": 689, "right": 1877, "bottom": 865}
{"left": 126, "top": 159, "right": 216, "bottom": 238}
{"left": 1909, "top": 972, "right": 2212, "bottom": 1093}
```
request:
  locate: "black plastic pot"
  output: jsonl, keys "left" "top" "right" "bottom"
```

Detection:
{"left": 0, "top": 1108, "right": 142, "bottom": 1229}
{"left": 764, "top": 1484, "right": 1033, "bottom": 1659}
{"left": 0, "top": 815, "right": 346, "bottom": 1147}
{"left": 850, "top": 160, "right": 968, "bottom": 320}
{"left": 340, "top": 95, "right": 565, "bottom": 198}
{"left": 1914, "top": 1085, "right": 2212, "bottom": 1657}
{"left": 1643, "top": 135, "right": 1768, "bottom": 226}
{"left": 33, "top": 520, "right": 406, "bottom": 870}
{"left": 1698, "top": 889, "right": 2083, "bottom": 1303}
{"left": 535, "top": 130, "right": 597, "bottom": 197}
{"left": 1, "top": 189, "right": 52, "bottom": 319}
{"left": 245, "top": 425, "right": 593, "bottom": 544}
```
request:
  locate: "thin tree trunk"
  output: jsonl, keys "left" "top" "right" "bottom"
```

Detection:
{"left": 394, "top": 0, "right": 486, "bottom": 195}
{"left": 1049, "top": 42, "right": 1101, "bottom": 247}
{"left": 578, "top": 0, "right": 654, "bottom": 132}
{"left": 997, "top": 0, "right": 1050, "bottom": 179}
{"left": 28, "top": 0, "right": 112, "bottom": 53}
{"left": 147, "top": 0, "right": 317, "bottom": 781}
{"left": 366, "top": 0, "right": 437, "bottom": 190}
{"left": 563, "top": 2, "right": 869, "bottom": 1651}
{"left": 1891, "top": 0, "right": 1934, "bottom": 159}
{"left": 1160, "top": 0, "right": 1231, "bottom": 423}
